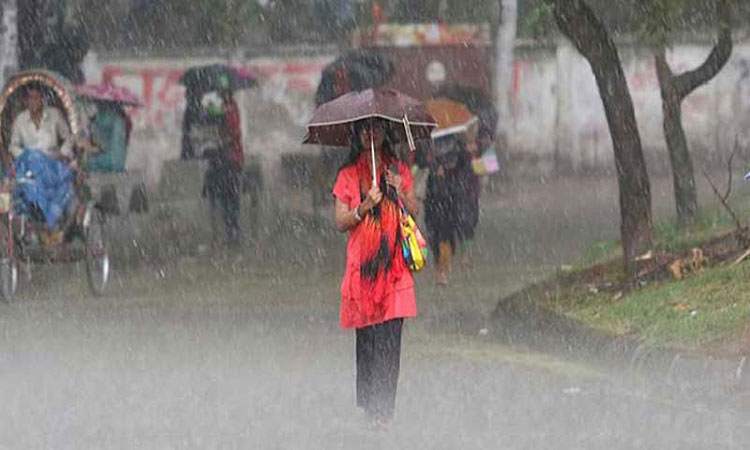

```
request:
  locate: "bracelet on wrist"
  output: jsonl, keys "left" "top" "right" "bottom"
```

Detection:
{"left": 353, "top": 205, "right": 362, "bottom": 221}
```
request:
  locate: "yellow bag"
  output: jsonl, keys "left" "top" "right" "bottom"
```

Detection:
{"left": 399, "top": 206, "right": 428, "bottom": 272}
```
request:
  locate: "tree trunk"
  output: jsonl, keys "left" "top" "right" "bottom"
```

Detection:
{"left": 665, "top": 100, "right": 698, "bottom": 225}
{"left": 653, "top": 0, "right": 733, "bottom": 226}
{"left": 495, "top": 0, "right": 517, "bottom": 147}
{"left": 655, "top": 50, "right": 697, "bottom": 226}
{"left": 546, "top": 0, "right": 652, "bottom": 276}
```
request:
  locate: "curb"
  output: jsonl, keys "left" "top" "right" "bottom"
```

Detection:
{"left": 424, "top": 288, "right": 750, "bottom": 393}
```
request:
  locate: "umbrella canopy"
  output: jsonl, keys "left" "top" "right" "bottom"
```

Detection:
{"left": 232, "top": 67, "right": 258, "bottom": 90}
{"left": 426, "top": 98, "right": 479, "bottom": 139}
{"left": 433, "top": 85, "right": 497, "bottom": 137}
{"left": 315, "top": 50, "right": 394, "bottom": 106}
{"left": 179, "top": 64, "right": 257, "bottom": 94}
{"left": 76, "top": 82, "right": 142, "bottom": 106}
{"left": 304, "top": 88, "right": 436, "bottom": 148}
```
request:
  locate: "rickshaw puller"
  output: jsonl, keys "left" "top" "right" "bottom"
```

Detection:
{"left": 9, "top": 84, "right": 75, "bottom": 166}
{"left": 8, "top": 84, "right": 80, "bottom": 232}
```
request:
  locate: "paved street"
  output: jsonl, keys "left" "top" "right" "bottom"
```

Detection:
{"left": 1, "top": 174, "right": 749, "bottom": 449}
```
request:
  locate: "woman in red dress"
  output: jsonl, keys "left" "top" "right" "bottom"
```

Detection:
{"left": 332, "top": 119, "right": 419, "bottom": 426}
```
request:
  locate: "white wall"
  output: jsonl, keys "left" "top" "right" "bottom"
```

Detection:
{"left": 510, "top": 40, "right": 750, "bottom": 175}
{"left": 88, "top": 54, "right": 333, "bottom": 187}
{"left": 87, "top": 39, "right": 750, "bottom": 186}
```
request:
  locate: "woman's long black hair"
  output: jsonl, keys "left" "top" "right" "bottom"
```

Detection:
{"left": 338, "top": 119, "right": 402, "bottom": 207}
{"left": 339, "top": 119, "right": 398, "bottom": 171}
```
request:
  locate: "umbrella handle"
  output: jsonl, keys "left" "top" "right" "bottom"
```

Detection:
{"left": 371, "top": 129, "right": 377, "bottom": 186}
{"left": 403, "top": 115, "right": 416, "bottom": 152}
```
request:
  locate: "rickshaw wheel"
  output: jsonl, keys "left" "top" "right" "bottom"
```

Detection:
{"left": 0, "top": 214, "right": 18, "bottom": 303}
{"left": 84, "top": 207, "right": 109, "bottom": 296}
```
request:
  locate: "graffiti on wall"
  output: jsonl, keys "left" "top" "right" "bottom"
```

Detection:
{"left": 101, "top": 57, "right": 333, "bottom": 135}
{"left": 96, "top": 42, "right": 750, "bottom": 173}
{"left": 102, "top": 66, "right": 184, "bottom": 133}
{"left": 506, "top": 43, "right": 750, "bottom": 169}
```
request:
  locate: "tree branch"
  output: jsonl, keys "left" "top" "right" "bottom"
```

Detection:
{"left": 702, "top": 142, "right": 742, "bottom": 231}
{"left": 702, "top": 168, "right": 742, "bottom": 231}
{"left": 654, "top": 45, "right": 674, "bottom": 99}
{"left": 673, "top": 0, "right": 733, "bottom": 99}
{"left": 544, "top": 0, "right": 614, "bottom": 64}
{"left": 723, "top": 137, "right": 739, "bottom": 201}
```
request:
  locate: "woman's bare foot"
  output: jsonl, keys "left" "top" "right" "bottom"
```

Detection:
{"left": 368, "top": 416, "right": 391, "bottom": 431}
{"left": 436, "top": 271, "right": 449, "bottom": 286}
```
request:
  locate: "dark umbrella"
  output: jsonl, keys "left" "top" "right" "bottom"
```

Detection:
{"left": 315, "top": 50, "right": 394, "bottom": 106}
{"left": 179, "top": 65, "right": 257, "bottom": 160}
{"left": 179, "top": 64, "right": 257, "bottom": 94}
{"left": 304, "top": 88, "right": 436, "bottom": 184}
{"left": 232, "top": 67, "right": 258, "bottom": 90}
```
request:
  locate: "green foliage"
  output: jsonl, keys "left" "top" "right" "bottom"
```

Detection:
{"left": 387, "top": 0, "right": 496, "bottom": 24}
{"left": 635, "top": 0, "right": 717, "bottom": 47}
{"left": 539, "top": 200, "right": 750, "bottom": 351}
{"left": 532, "top": 0, "right": 750, "bottom": 43}
{"left": 69, "top": 0, "right": 750, "bottom": 50}
{"left": 443, "top": 0, "right": 496, "bottom": 23}
{"left": 573, "top": 263, "right": 750, "bottom": 349}
{"left": 626, "top": 0, "right": 749, "bottom": 47}
{"left": 517, "top": 1, "right": 556, "bottom": 39}
{"left": 176, "top": 0, "right": 265, "bottom": 46}
{"left": 71, "top": 0, "right": 266, "bottom": 50}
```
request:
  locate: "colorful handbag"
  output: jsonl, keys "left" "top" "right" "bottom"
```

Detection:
{"left": 398, "top": 202, "right": 428, "bottom": 272}
{"left": 471, "top": 144, "right": 501, "bottom": 175}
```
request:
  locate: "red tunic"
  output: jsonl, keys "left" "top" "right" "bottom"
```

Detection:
{"left": 333, "top": 161, "right": 417, "bottom": 329}
{"left": 222, "top": 99, "right": 244, "bottom": 167}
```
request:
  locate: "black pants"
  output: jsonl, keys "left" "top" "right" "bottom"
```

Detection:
{"left": 204, "top": 159, "right": 241, "bottom": 243}
{"left": 356, "top": 318, "right": 404, "bottom": 420}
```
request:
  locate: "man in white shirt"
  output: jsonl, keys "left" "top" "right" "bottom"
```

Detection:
{"left": 9, "top": 84, "right": 74, "bottom": 161}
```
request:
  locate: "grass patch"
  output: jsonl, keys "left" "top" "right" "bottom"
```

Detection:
{"left": 653, "top": 207, "right": 739, "bottom": 252}
{"left": 578, "top": 207, "right": 742, "bottom": 269}
{"left": 533, "top": 205, "right": 750, "bottom": 353}
{"left": 548, "top": 263, "right": 750, "bottom": 351}
{"left": 577, "top": 240, "right": 622, "bottom": 268}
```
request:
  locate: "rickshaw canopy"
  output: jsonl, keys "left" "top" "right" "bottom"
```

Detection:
{"left": 76, "top": 82, "right": 142, "bottom": 107}
{"left": 0, "top": 69, "right": 86, "bottom": 155}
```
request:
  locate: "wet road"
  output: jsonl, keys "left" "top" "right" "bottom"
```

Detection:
{"left": 1, "top": 175, "right": 749, "bottom": 449}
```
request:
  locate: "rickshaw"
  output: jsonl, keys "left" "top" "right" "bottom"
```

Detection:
{"left": 76, "top": 81, "right": 146, "bottom": 215}
{"left": 0, "top": 70, "right": 110, "bottom": 301}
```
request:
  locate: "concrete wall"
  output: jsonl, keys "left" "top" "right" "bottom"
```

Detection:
{"left": 510, "top": 40, "right": 750, "bottom": 175}
{"left": 86, "top": 38, "right": 750, "bottom": 187}
{"left": 83, "top": 54, "right": 333, "bottom": 187}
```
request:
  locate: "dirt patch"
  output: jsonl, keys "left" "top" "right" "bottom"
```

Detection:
{"left": 591, "top": 229, "right": 744, "bottom": 293}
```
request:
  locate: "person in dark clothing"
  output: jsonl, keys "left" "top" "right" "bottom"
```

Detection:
{"left": 180, "top": 91, "right": 201, "bottom": 160}
{"left": 202, "top": 90, "right": 244, "bottom": 246}
{"left": 424, "top": 134, "right": 480, "bottom": 286}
